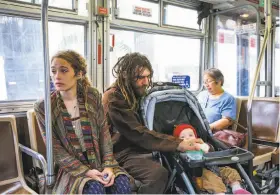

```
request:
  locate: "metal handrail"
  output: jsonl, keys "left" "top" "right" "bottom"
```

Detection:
{"left": 19, "top": 144, "right": 47, "bottom": 193}
{"left": 41, "top": 0, "right": 55, "bottom": 186}
{"left": 247, "top": 0, "right": 272, "bottom": 179}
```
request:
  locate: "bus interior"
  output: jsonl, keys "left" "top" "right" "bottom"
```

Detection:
{"left": 0, "top": 0, "right": 279, "bottom": 194}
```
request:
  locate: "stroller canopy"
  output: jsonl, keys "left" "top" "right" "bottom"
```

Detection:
{"left": 141, "top": 83, "right": 212, "bottom": 141}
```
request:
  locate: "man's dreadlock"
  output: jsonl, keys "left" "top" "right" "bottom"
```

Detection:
{"left": 112, "top": 52, "right": 154, "bottom": 111}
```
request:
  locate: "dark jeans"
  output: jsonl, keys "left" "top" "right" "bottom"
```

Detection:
{"left": 82, "top": 174, "right": 131, "bottom": 194}
{"left": 116, "top": 150, "right": 169, "bottom": 194}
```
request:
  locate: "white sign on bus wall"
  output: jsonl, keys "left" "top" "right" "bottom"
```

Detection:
{"left": 133, "top": 6, "right": 152, "bottom": 17}
{"left": 235, "top": 23, "right": 256, "bottom": 34}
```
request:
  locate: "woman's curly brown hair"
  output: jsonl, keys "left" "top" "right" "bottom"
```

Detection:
{"left": 51, "top": 50, "right": 91, "bottom": 88}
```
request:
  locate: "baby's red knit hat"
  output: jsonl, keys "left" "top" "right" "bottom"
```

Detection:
{"left": 173, "top": 124, "right": 197, "bottom": 138}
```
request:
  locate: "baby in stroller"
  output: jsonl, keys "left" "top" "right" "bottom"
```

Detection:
{"left": 173, "top": 124, "right": 251, "bottom": 195}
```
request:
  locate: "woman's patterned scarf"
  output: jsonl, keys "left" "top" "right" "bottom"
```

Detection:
{"left": 56, "top": 85, "right": 100, "bottom": 168}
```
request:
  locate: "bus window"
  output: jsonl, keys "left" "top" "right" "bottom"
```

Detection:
{"left": 78, "top": 0, "right": 88, "bottom": 16}
{"left": 108, "top": 29, "right": 201, "bottom": 91}
{"left": 17, "top": 0, "right": 32, "bottom": 3}
{"left": 48, "top": 22, "right": 84, "bottom": 57}
{"left": 162, "top": 3, "right": 200, "bottom": 30}
{"left": 0, "top": 16, "right": 85, "bottom": 101}
{"left": 38, "top": 0, "right": 73, "bottom": 10}
{"left": 17, "top": 0, "right": 86, "bottom": 15}
{"left": 214, "top": 12, "right": 263, "bottom": 97}
{"left": 17, "top": 0, "right": 74, "bottom": 10}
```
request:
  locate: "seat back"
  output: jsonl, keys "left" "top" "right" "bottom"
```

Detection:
{"left": 0, "top": 117, "right": 19, "bottom": 183}
{"left": 27, "top": 109, "right": 46, "bottom": 164}
{"left": 0, "top": 115, "right": 36, "bottom": 194}
{"left": 235, "top": 97, "right": 279, "bottom": 165}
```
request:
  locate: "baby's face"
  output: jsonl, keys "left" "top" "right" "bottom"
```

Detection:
{"left": 179, "top": 128, "right": 196, "bottom": 140}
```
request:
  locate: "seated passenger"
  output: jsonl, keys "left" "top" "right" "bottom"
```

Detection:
{"left": 103, "top": 52, "right": 203, "bottom": 194}
{"left": 34, "top": 50, "right": 131, "bottom": 194}
{"left": 173, "top": 124, "right": 251, "bottom": 195}
{"left": 197, "top": 68, "right": 237, "bottom": 132}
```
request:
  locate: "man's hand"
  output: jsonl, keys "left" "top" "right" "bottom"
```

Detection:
{"left": 177, "top": 138, "right": 204, "bottom": 152}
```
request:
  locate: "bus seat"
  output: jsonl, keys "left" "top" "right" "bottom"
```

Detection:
{"left": 0, "top": 115, "right": 36, "bottom": 194}
{"left": 232, "top": 96, "right": 244, "bottom": 131}
{"left": 27, "top": 109, "right": 46, "bottom": 167}
{"left": 235, "top": 97, "right": 279, "bottom": 166}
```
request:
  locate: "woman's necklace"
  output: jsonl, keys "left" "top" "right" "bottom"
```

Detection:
{"left": 69, "top": 104, "right": 78, "bottom": 119}
{"left": 65, "top": 98, "right": 78, "bottom": 118}
{"left": 63, "top": 98, "right": 81, "bottom": 133}
{"left": 71, "top": 105, "right": 80, "bottom": 129}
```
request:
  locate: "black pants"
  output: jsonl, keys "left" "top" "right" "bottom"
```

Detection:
{"left": 115, "top": 150, "right": 169, "bottom": 194}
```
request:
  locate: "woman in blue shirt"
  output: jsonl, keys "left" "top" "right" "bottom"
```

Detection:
{"left": 198, "top": 68, "right": 236, "bottom": 132}
{"left": 197, "top": 69, "right": 251, "bottom": 194}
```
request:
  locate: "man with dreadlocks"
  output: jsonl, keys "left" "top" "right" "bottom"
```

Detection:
{"left": 102, "top": 53, "right": 203, "bottom": 194}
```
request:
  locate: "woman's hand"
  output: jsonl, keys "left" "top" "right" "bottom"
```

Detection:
{"left": 102, "top": 168, "right": 115, "bottom": 187}
{"left": 177, "top": 138, "right": 204, "bottom": 152}
{"left": 85, "top": 169, "right": 108, "bottom": 185}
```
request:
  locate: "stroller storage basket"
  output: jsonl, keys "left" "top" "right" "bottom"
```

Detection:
{"left": 180, "top": 147, "right": 254, "bottom": 168}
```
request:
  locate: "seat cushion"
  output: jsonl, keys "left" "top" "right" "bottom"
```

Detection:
{"left": 252, "top": 143, "right": 276, "bottom": 157}
{"left": 0, "top": 182, "right": 32, "bottom": 194}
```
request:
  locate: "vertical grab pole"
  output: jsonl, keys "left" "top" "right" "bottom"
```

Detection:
{"left": 104, "top": 0, "right": 110, "bottom": 90}
{"left": 247, "top": 0, "right": 272, "bottom": 179}
{"left": 41, "top": 0, "right": 55, "bottom": 186}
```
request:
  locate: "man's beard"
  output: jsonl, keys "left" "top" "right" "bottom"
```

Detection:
{"left": 132, "top": 85, "right": 148, "bottom": 98}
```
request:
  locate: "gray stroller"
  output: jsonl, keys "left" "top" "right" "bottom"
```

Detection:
{"left": 140, "top": 82, "right": 257, "bottom": 194}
